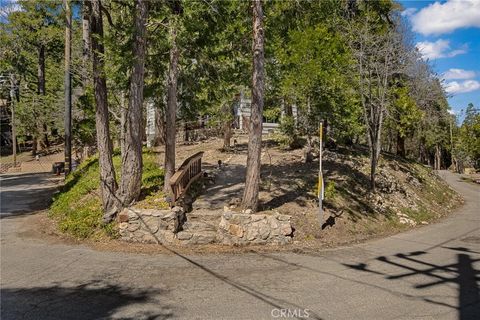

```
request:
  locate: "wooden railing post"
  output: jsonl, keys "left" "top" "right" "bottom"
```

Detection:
{"left": 169, "top": 151, "right": 204, "bottom": 205}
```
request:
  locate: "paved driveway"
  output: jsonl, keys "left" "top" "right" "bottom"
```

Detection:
{"left": 0, "top": 170, "right": 479, "bottom": 319}
{"left": 0, "top": 172, "right": 60, "bottom": 217}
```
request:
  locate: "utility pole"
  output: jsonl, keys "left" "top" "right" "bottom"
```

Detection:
{"left": 9, "top": 74, "right": 17, "bottom": 167}
{"left": 64, "top": 0, "right": 72, "bottom": 175}
{"left": 449, "top": 115, "right": 455, "bottom": 172}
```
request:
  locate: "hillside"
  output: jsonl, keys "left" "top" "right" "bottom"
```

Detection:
{"left": 49, "top": 150, "right": 166, "bottom": 239}
{"left": 253, "top": 141, "right": 463, "bottom": 247}
{"left": 47, "top": 137, "right": 462, "bottom": 250}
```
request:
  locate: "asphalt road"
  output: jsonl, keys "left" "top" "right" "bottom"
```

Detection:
{"left": 0, "top": 172, "right": 60, "bottom": 217}
{"left": 0, "top": 170, "right": 479, "bottom": 320}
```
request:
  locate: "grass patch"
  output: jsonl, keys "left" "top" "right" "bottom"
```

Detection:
{"left": 401, "top": 207, "right": 432, "bottom": 223}
{"left": 49, "top": 150, "right": 165, "bottom": 239}
{"left": 420, "top": 177, "right": 454, "bottom": 206}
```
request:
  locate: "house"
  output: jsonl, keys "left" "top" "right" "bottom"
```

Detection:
{"left": 233, "top": 91, "right": 297, "bottom": 134}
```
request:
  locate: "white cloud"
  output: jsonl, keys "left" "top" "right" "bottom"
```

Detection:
{"left": 401, "top": 8, "right": 417, "bottom": 17}
{"left": 445, "top": 80, "right": 480, "bottom": 94}
{"left": 448, "top": 109, "right": 456, "bottom": 115}
{"left": 411, "top": 0, "right": 480, "bottom": 36}
{"left": 443, "top": 68, "right": 476, "bottom": 80}
{"left": 0, "top": 0, "right": 22, "bottom": 20}
{"left": 416, "top": 39, "right": 467, "bottom": 60}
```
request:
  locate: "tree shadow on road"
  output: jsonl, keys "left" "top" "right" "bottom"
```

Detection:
{"left": 252, "top": 235, "right": 480, "bottom": 320}
{"left": 343, "top": 249, "right": 480, "bottom": 320}
{"left": 0, "top": 279, "right": 173, "bottom": 320}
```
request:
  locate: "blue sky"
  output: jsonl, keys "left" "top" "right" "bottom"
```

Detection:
{"left": 398, "top": 0, "right": 480, "bottom": 117}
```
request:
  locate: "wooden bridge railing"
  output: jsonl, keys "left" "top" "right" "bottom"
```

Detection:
{"left": 169, "top": 151, "right": 204, "bottom": 205}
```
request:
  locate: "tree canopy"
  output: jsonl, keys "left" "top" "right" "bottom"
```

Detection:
{"left": 1, "top": 0, "right": 477, "bottom": 217}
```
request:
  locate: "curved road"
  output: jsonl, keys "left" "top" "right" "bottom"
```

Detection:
{"left": 0, "top": 171, "right": 479, "bottom": 320}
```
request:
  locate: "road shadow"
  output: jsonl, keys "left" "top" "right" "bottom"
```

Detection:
{"left": 343, "top": 249, "right": 480, "bottom": 320}
{"left": 250, "top": 226, "right": 480, "bottom": 320}
{"left": 0, "top": 280, "right": 172, "bottom": 320}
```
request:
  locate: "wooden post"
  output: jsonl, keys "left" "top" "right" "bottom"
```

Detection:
{"left": 318, "top": 120, "right": 324, "bottom": 227}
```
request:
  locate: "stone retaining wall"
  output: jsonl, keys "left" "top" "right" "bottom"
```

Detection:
{"left": 118, "top": 207, "right": 294, "bottom": 246}
{"left": 217, "top": 212, "right": 293, "bottom": 245}
{"left": 118, "top": 207, "right": 185, "bottom": 244}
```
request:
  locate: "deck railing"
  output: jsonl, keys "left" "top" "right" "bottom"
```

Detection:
{"left": 169, "top": 151, "right": 204, "bottom": 205}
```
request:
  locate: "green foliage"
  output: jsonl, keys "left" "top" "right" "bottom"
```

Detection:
{"left": 390, "top": 85, "right": 423, "bottom": 138}
{"left": 145, "top": 0, "right": 251, "bottom": 124}
{"left": 456, "top": 103, "right": 480, "bottom": 168}
{"left": 279, "top": 116, "right": 296, "bottom": 137}
{"left": 141, "top": 150, "right": 166, "bottom": 191}
{"left": 1, "top": 1, "right": 65, "bottom": 144}
{"left": 324, "top": 180, "right": 336, "bottom": 199}
{"left": 263, "top": 107, "right": 281, "bottom": 123}
{"left": 277, "top": 116, "right": 305, "bottom": 149}
{"left": 266, "top": 0, "right": 363, "bottom": 144}
{"left": 72, "top": 86, "right": 97, "bottom": 146}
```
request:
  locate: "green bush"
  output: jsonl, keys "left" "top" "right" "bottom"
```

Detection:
{"left": 275, "top": 116, "right": 305, "bottom": 149}
{"left": 325, "top": 180, "right": 336, "bottom": 199}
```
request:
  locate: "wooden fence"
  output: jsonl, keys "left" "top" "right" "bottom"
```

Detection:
{"left": 169, "top": 151, "right": 204, "bottom": 205}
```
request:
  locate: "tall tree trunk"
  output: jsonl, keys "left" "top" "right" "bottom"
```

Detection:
{"left": 119, "top": 90, "right": 126, "bottom": 156}
{"left": 37, "top": 45, "right": 45, "bottom": 96}
{"left": 223, "top": 120, "right": 232, "bottom": 149}
{"left": 369, "top": 138, "right": 377, "bottom": 192}
{"left": 304, "top": 135, "right": 313, "bottom": 163}
{"left": 184, "top": 122, "right": 189, "bottom": 142}
{"left": 434, "top": 145, "right": 441, "bottom": 170}
{"left": 304, "top": 96, "right": 313, "bottom": 162}
{"left": 242, "top": 0, "right": 264, "bottom": 212}
{"left": 64, "top": 0, "right": 72, "bottom": 175}
{"left": 90, "top": 0, "right": 118, "bottom": 221}
{"left": 37, "top": 44, "right": 50, "bottom": 148}
{"left": 419, "top": 139, "right": 427, "bottom": 164}
{"left": 368, "top": 108, "right": 384, "bottom": 192}
{"left": 396, "top": 132, "right": 405, "bottom": 158}
{"left": 284, "top": 103, "right": 292, "bottom": 117}
{"left": 163, "top": 19, "right": 179, "bottom": 195}
{"left": 118, "top": 0, "right": 148, "bottom": 207}
{"left": 82, "top": 1, "right": 91, "bottom": 87}
{"left": 32, "top": 135, "right": 38, "bottom": 156}
{"left": 42, "top": 123, "right": 50, "bottom": 148}
{"left": 222, "top": 102, "right": 233, "bottom": 150}
{"left": 154, "top": 105, "right": 165, "bottom": 146}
